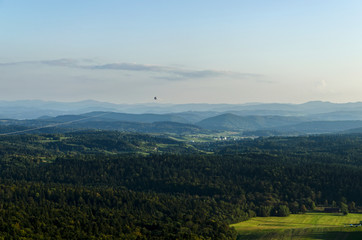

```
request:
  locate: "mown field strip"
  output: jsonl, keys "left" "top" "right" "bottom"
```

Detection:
{"left": 231, "top": 212, "right": 362, "bottom": 231}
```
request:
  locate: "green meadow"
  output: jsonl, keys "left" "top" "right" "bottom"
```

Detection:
{"left": 231, "top": 212, "right": 362, "bottom": 240}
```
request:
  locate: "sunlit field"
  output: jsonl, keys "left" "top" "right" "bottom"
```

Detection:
{"left": 231, "top": 212, "right": 362, "bottom": 240}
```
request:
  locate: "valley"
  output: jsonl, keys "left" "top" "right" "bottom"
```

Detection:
{"left": 1, "top": 101, "right": 362, "bottom": 239}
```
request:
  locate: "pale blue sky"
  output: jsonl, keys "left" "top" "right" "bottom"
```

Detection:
{"left": 1, "top": 0, "right": 362, "bottom": 104}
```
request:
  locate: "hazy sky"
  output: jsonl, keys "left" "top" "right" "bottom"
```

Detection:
{"left": 1, "top": 0, "right": 362, "bottom": 104}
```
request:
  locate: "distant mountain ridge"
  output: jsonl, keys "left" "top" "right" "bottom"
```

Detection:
{"left": 196, "top": 113, "right": 305, "bottom": 131}
{"left": 3, "top": 99, "right": 362, "bottom": 120}
{"left": 0, "top": 119, "right": 206, "bottom": 136}
{"left": 51, "top": 112, "right": 189, "bottom": 124}
{"left": 3, "top": 100, "right": 362, "bottom": 136}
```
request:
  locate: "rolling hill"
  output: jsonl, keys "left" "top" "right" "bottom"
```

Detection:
{"left": 196, "top": 113, "right": 304, "bottom": 131}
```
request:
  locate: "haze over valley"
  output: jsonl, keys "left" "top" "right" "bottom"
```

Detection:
{"left": 3, "top": 100, "right": 362, "bottom": 137}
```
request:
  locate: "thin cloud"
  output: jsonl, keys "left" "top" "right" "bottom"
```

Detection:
{"left": 40, "top": 59, "right": 80, "bottom": 67}
{"left": 0, "top": 59, "right": 265, "bottom": 81}
{"left": 91, "top": 63, "right": 227, "bottom": 79}
{"left": 0, "top": 59, "right": 82, "bottom": 68}
{"left": 91, "top": 63, "right": 167, "bottom": 72}
{"left": 89, "top": 62, "right": 263, "bottom": 81}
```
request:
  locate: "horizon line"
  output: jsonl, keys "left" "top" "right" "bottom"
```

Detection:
{"left": 0, "top": 99, "right": 361, "bottom": 106}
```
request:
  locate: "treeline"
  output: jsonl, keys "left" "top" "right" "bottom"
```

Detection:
{"left": 3, "top": 153, "right": 361, "bottom": 208}
{"left": 214, "top": 134, "right": 362, "bottom": 166}
{"left": 0, "top": 182, "right": 237, "bottom": 239}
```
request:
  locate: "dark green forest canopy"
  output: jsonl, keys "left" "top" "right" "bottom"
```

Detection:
{"left": 0, "top": 131, "right": 362, "bottom": 239}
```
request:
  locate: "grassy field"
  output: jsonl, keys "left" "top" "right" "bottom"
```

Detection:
{"left": 231, "top": 212, "right": 362, "bottom": 240}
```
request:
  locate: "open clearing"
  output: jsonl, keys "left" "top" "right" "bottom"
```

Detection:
{"left": 231, "top": 212, "right": 362, "bottom": 240}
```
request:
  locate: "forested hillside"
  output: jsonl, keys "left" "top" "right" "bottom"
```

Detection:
{"left": 0, "top": 131, "right": 362, "bottom": 239}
